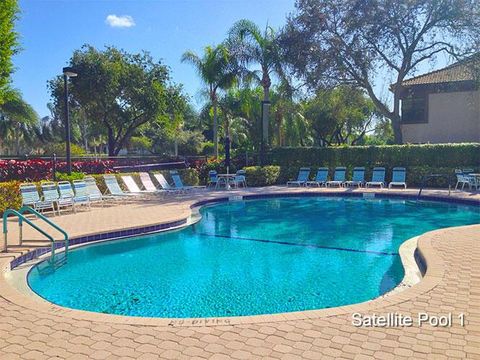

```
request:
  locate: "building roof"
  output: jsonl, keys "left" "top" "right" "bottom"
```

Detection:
{"left": 400, "top": 54, "right": 479, "bottom": 87}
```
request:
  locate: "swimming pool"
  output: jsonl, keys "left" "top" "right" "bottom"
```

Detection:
{"left": 28, "top": 196, "right": 479, "bottom": 318}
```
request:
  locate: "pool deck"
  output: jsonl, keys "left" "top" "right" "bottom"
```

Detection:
{"left": 0, "top": 186, "right": 479, "bottom": 359}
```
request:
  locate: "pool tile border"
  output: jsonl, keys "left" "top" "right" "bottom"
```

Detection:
{"left": 9, "top": 218, "right": 188, "bottom": 270}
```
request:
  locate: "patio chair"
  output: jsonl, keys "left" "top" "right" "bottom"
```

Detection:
{"left": 207, "top": 170, "right": 218, "bottom": 188}
{"left": 58, "top": 181, "right": 90, "bottom": 210}
{"left": 389, "top": 167, "right": 407, "bottom": 189}
{"left": 454, "top": 168, "right": 476, "bottom": 190}
{"left": 232, "top": 170, "right": 247, "bottom": 188}
{"left": 103, "top": 174, "right": 139, "bottom": 199}
{"left": 139, "top": 172, "right": 164, "bottom": 194}
{"left": 366, "top": 167, "right": 386, "bottom": 188}
{"left": 306, "top": 168, "right": 328, "bottom": 187}
{"left": 344, "top": 167, "right": 365, "bottom": 188}
{"left": 121, "top": 175, "right": 155, "bottom": 196}
{"left": 326, "top": 167, "right": 346, "bottom": 187}
{"left": 41, "top": 182, "right": 74, "bottom": 215}
{"left": 153, "top": 173, "right": 180, "bottom": 194}
{"left": 20, "top": 183, "right": 56, "bottom": 214}
{"left": 83, "top": 176, "right": 115, "bottom": 205}
{"left": 170, "top": 170, "right": 205, "bottom": 192}
{"left": 287, "top": 167, "right": 311, "bottom": 187}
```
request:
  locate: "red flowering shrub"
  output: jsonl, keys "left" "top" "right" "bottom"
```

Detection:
{"left": 0, "top": 159, "right": 114, "bottom": 182}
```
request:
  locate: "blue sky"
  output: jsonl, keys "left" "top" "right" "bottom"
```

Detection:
{"left": 12, "top": 0, "right": 295, "bottom": 118}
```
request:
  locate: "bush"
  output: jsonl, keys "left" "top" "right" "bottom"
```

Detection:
{"left": 244, "top": 166, "right": 281, "bottom": 187}
{"left": 0, "top": 181, "right": 22, "bottom": 216}
{"left": 43, "top": 143, "right": 86, "bottom": 157}
{"left": 177, "top": 168, "right": 200, "bottom": 186}
{"left": 266, "top": 143, "right": 480, "bottom": 169}
{"left": 194, "top": 159, "right": 237, "bottom": 185}
{"left": 55, "top": 172, "right": 85, "bottom": 182}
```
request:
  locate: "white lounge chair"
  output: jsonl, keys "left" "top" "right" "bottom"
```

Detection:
{"left": 139, "top": 172, "right": 164, "bottom": 194}
{"left": 103, "top": 174, "right": 139, "bottom": 200}
{"left": 170, "top": 170, "right": 204, "bottom": 192}
{"left": 366, "top": 167, "right": 386, "bottom": 188}
{"left": 41, "top": 182, "right": 75, "bottom": 215}
{"left": 121, "top": 175, "right": 155, "bottom": 197}
{"left": 153, "top": 173, "right": 180, "bottom": 194}
{"left": 344, "top": 167, "right": 365, "bottom": 188}
{"left": 58, "top": 181, "right": 90, "bottom": 211}
{"left": 389, "top": 167, "right": 407, "bottom": 189}
{"left": 20, "top": 183, "right": 56, "bottom": 214}
{"left": 326, "top": 167, "right": 346, "bottom": 187}
{"left": 83, "top": 176, "right": 115, "bottom": 205}
{"left": 306, "top": 168, "right": 328, "bottom": 187}
{"left": 287, "top": 167, "right": 310, "bottom": 187}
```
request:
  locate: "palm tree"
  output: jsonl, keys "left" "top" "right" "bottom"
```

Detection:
{"left": 228, "top": 19, "right": 286, "bottom": 146}
{"left": 0, "top": 89, "right": 39, "bottom": 155}
{"left": 181, "top": 44, "right": 237, "bottom": 158}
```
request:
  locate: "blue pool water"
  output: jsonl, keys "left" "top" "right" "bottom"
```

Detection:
{"left": 28, "top": 197, "right": 479, "bottom": 318}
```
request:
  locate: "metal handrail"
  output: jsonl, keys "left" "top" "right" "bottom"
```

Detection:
{"left": 417, "top": 174, "right": 453, "bottom": 198}
{"left": 2, "top": 206, "right": 69, "bottom": 264}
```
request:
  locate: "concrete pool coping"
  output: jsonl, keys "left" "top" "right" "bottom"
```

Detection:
{"left": 1, "top": 187, "right": 478, "bottom": 327}
{"left": 0, "top": 186, "right": 479, "bottom": 359}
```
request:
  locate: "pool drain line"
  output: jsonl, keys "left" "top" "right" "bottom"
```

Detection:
{"left": 192, "top": 229, "right": 399, "bottom": 257}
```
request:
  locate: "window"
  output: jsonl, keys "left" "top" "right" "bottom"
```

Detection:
{"left": 401, "top": 96, "right": 428, "bottom": 124}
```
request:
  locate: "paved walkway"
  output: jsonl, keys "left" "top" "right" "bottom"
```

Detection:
{"left": 1, "top": 187, "right": 479, "bottom": 359}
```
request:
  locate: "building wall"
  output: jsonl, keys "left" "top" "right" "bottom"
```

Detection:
{"left": 401, "top": 90, "right": 480, "bottom": 143}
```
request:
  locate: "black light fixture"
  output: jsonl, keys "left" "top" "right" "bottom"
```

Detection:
{"left": 62, "top": 66, "right": 78, "bottom": 175}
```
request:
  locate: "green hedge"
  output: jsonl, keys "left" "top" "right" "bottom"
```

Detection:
{"left": 266, "top": 144, "right": 480, "bottom": 169}
{"left": 260, "top": 144, "right": 479, "bottom": 187}
{"left": 244, "top": 166, "right": 281, "bottom": 186}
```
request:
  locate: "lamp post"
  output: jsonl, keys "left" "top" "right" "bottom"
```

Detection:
{"left": 62, "top": 67, "right": 77, "bottom": 174}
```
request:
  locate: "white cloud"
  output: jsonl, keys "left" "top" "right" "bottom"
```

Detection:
{"left": 105, "top": 14, "right": 135, "bottom": 28}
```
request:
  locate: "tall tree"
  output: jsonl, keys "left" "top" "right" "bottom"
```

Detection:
{"left": 228, "top": 19, "right": 286, "bottom": 146}
{"left": 49, "top": 45, "right": 176, "bottom": 156}
{"left": 0, "top": 89, "right": 39, "bottom": 155}
{"left": 181, "top": 44, "right": 237, "bottom": 158}
{"left": 281, "top": 0, "right": 480, "bottom": 143}
{"left": 0, "top": 0, "right": 19, "bottom": 104}
{"left": 303, "top": 86, "right": 376, "bottom": 146}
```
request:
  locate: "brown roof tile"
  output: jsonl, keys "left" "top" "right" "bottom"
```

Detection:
{"left": 401, "top": 55, "right": 479, "bottom": 87}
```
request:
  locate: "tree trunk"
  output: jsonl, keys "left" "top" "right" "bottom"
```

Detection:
{"left": 15, "top": 130, "right": 20, "bottom": 156}
{"left": 262, "top": 85, "right": 270, "bottom": 147}
{"left": 392, "top": 92, "right": 403, "bottom": 144}
{"left": 213, "top": 99, "right": 218, "bottom": 158}
{"left": 107, "top": 127, "right": 116, "bottom": 157}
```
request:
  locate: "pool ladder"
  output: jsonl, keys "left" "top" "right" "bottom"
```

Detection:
{"left": 2, "top": 206, "right": 69, "bottom": 267}
{"left": 417, "top": 174, "right": 452, "bottom": 198}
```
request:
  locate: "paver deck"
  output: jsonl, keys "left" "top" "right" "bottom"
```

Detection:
{"left": 1, "top": 186, "right": 479, "bottom": 359}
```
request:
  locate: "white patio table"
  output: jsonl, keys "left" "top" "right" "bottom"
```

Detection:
{"left": 215, "top": 174, "right": 236, "bottom": 190}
